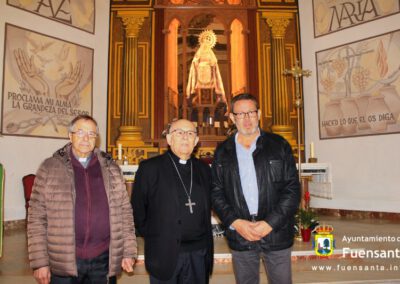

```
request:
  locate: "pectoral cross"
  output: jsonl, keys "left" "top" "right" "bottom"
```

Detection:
{"left": 185, "top": 198, "right": 196, "bottom": 214}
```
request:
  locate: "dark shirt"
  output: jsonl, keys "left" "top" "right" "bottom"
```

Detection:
{"left": 168, "top": 150, "right": 207, "bottom": 252}
{"left": 71, "top": 150, "right": 110, "bottom": 259}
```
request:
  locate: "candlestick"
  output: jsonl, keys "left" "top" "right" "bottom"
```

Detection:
{"left": 310, "top": 142, "right": 314, "bottom": 158}
{"left": 209, "top": 116, "right": 213, "bottom": 126}
{"left": 117, "top": 143, "right": 122, "bottom": 160}
{"left": 308, "top": 142, "right": 317, "bottom": 163}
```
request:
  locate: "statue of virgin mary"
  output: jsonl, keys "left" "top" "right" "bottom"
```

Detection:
{"left": 186, "top": 30, "right": 226, "bottom": 103}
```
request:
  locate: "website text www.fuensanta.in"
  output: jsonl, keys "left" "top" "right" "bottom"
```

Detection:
{"left": 311, "top": 264, "right": 400, "bottom": 272}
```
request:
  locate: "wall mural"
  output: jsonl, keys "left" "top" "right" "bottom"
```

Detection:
{"left": 0, "top": 163, "right": 3, "bottom": 258}
{"left": 313, "top": 0, "right": 400, "bottom": 37}
{"left": 1, "top": 23, "right": 93, "bottom": 139}
{"left": 7, "top": 0, "right": 95, "bottom": 33}
{"left": 316, "top": 29, "right": 400, "bottom": 139}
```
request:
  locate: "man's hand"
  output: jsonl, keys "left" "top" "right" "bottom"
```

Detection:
{"left": 252, "top": 221, "right": 273, "bottom": 238}
{"left": 121, "top": 257, "right": 135, "bottom": 273}
{"left": 33, "top": 266, "right": 51, "bottom": 284}
{"left": 231, "top": 219, "right": 263, "bottom": 241}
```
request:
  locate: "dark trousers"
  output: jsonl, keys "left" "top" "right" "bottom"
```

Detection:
{"left": 231, "top": 246, "right": 292, "bottom": 284}
{"left": 150, "top": 248, "right": 208, "bottom": 284}
{"left": 51, "top": 251, "right": 116, "bottom": 284}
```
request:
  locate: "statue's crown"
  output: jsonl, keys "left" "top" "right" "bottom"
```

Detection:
{"left": 199, "top": 29, "right": 217, "bottom": 48}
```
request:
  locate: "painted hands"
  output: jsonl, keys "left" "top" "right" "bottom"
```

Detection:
{"left": 14, "top": 48, "right": 49, "bottom": 96}
{"left": 14, "top": 49, "right": 84, "bottom": 100}
{"left": 55, "top": 61, "right": 83, "bottom": 101}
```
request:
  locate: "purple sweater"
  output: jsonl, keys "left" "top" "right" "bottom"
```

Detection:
{"left": 71, "top": 152, "right": 110, "bottom": 259}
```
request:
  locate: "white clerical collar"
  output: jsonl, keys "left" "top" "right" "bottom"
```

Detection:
{"left": 179, "top": 159, "right": 187, "bottom": 165}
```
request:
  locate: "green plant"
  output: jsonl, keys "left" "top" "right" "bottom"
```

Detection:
{"left": 296, "top": 209, "right": 318, "bottom": 229}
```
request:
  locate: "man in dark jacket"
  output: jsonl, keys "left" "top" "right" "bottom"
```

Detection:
{"left": 211, "top": 93, "right": 300, "bottom": 284}
{"left": 132, "top": 119, "right": 213, "bottom": 284}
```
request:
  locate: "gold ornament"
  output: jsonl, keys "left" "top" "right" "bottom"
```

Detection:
{"left": 198, "top": 30, "right": 217, "bottom": 49}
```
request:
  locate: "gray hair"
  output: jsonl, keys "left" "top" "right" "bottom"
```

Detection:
{"left": 68, "top": 114, "right": 99, "bottom": 133}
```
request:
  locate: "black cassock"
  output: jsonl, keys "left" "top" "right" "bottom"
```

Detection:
{"left": 132, "top": 150, "right": 213, "bottom": 282}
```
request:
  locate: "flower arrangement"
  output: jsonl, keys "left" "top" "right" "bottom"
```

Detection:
{"left": 296, "top": 208, "right": 319, "bottom": 230}
{"left": 295, "top": 208, "right": 319, "bottom": 242}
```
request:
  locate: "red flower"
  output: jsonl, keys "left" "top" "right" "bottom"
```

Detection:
{"left": 304, "top": 191, "right": 310, "bottom": 202}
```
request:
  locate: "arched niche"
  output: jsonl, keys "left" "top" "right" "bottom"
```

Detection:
{"left": 159, "top": 4, "right": 252, "bottom": 139}
{"left": 166, "top": 18, "right": 181, "bottom": 121}
{"left": 230, "top": 18, "right": 247, "bottom": 96}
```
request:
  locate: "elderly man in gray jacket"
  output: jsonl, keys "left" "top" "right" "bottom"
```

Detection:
{"left": 28, "top": 114, "right": 137, "bottom": 284}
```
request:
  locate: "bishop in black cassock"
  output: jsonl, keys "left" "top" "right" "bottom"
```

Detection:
{"left": 132, "top": 119, "right": 213, "bottom": 284}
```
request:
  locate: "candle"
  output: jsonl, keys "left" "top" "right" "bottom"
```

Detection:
{"left": 310, "top": 142, "right": 315, "bottom": 158}
{"left": 117, "top": 143, "right": 122, "bottom": 160}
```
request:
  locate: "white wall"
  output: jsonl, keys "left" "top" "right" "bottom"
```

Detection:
{"left": 0, "top": 1, "right": 110, "bottom": 221}
{"left": 299, "top": 0, "right": 400, "bottom": 212}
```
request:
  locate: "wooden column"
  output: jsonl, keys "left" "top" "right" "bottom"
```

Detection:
{"left": 117, "top": 11, "right": 149, "bottom": 146}
{"left": 182, "top": 27, "right": 188, "bottom": 120}
{"left": 262, "top": 12, "right": 295, "bottom": 144}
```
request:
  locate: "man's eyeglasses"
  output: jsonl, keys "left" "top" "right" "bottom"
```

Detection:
{"left": 71, "top": 129, "right": 98, "bottom": 138}
{"left": 170, "top": 129, "right": 197, "bottom": 138}
{"left": 232, "top": 110, "right": 258, "bottom": 119}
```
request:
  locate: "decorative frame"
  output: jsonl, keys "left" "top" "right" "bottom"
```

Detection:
{"left": 1, "top": 23, "right": 94, "bottom": 139}
{"left": 312, "top": 0, "right": 400, "bottom": 38}
{"left": 0, "top": 163, "right": 3, "bottom": 258}
{"left": 316, "top": 29, "right": 400, "bottom": 139}
{"left": 7, "top": 0, "right": 95, "bottom": 34}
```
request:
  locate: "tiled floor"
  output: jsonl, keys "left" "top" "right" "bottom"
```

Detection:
{"left": 1, "top": 216, "right": 400, "bottom": 283}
